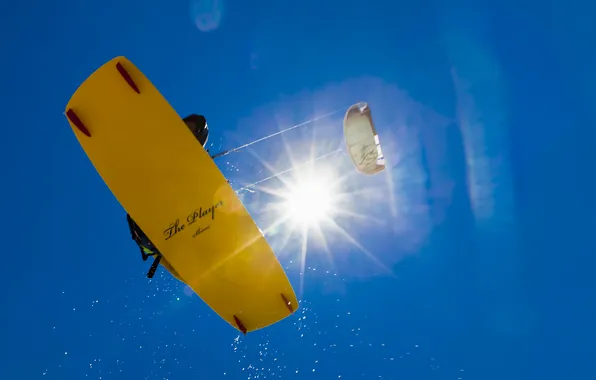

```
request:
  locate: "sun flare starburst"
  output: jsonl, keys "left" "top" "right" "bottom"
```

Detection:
{"left": 236, "top": 115, "right": 395, "bottom": 297}
{"left": 280, "top": 174, "right": 336, "bottom": 228}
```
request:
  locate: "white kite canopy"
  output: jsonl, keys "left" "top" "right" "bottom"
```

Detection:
{"left": 343, "top": 102, "right": 385, "bottom": 175}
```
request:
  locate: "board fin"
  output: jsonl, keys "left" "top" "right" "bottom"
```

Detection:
{"left": 116, "top": 62, "right": 140, "bottom": 94}
{"left": 66, "top": 109, "right": 91, "bottom": 137}
{"left": 233, "top": 315, "right": 247, "bottom": 335}
{"left": 281, "top": 293, "right": 294, "bottom": 313}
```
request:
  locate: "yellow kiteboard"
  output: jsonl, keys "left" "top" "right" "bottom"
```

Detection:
{"left": 65, "top": 56, "right": 298, "bottom": 334}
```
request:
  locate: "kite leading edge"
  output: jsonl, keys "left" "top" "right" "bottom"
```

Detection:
{"left": 343, "top": 102, "right": 386, "bottom": 175}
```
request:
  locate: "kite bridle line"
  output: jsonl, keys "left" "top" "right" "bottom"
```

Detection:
{"left": 210, "top": 106, "right": 348, "bottom": 160}
{"left": 235, "top": 148, "right": 343, "bottom": 193}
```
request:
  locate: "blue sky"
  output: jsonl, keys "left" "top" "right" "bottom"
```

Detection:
{"left": 1, "top": 0, "right": 596, "bottom": 379}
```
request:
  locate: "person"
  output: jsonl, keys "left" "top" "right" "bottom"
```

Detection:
{"left": 182, "top": 113, "right": 209, "bottom": 147}
{"left": 126, "top": 114, "right": 210, "bottom": 279}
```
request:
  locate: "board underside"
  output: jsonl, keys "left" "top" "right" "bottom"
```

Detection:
{"left": 64, "top": 56, "right": 298, "bottom": 333}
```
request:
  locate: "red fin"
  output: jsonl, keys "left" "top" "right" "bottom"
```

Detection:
{"left": 66, "top": 109, "right": 91, "bottom": 137}
{"left": 233, "top": 315, "right": 247, "bottom": 335}
{"left": 281, "top": 293, "right": 294, "bottom": 313}
{"left": 116, "top": 62, "right": 140, "bottom": 94}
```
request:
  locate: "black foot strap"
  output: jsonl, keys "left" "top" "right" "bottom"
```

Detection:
{"left": 147, "top": 254, "right": 162, "bottom": 279}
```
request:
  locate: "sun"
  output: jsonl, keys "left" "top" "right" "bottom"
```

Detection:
{"left": 281, "top": 177, "right": 335, "bottom": 227}
{"left": 246, "top": 144, "right": 393, "bottom": 299}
